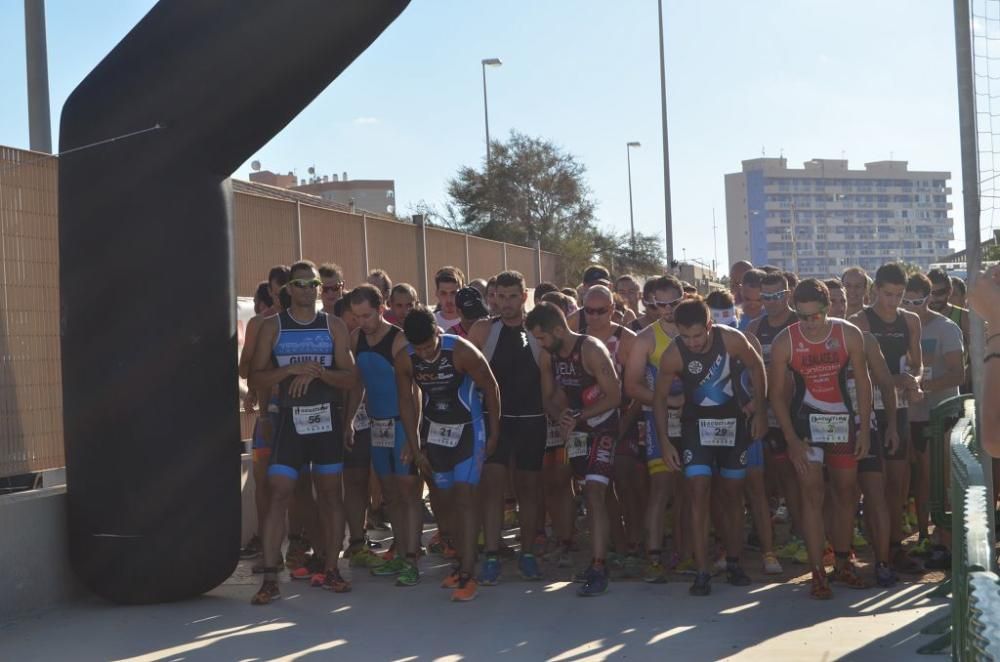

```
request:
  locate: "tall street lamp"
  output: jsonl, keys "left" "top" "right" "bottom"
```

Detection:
{"left": 481, "top": 58, "right": 502, "bottom": 165}
{"left": 627, "top": 141, "right": 641, "bottom": 257}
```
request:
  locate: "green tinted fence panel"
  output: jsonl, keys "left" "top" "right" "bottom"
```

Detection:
{"left": 968, "top": 571, "right": 1000, "bottom": 661}
{"left": 929, "top": 394, "right": 974, "bottom": 530}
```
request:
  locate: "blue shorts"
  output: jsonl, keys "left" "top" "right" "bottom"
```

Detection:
{"left": 370, "top": 418, "right": 416, "bottom": 477}
{"left": 746, "top": 439, "right": 765, "bottom": 469}
{"left": 423, "top": 417, "right": 486, "bottom": 489}
{"left": 268, "top": 406, "right": 344, "bottom": 480}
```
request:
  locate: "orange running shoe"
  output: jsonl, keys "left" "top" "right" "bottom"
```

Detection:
{"left": 822, "top": 545, "right": 835, "bottom": 567}
{"left": 442, "top": 542, "right": 459, "bottom": 560}
{"left": 251, "top": 579, "right": 280, "bottom": 606}
{"left": 830, "top": 561, "right": 871, "bottom": 590}
{"left": 810, "top": 568, "right": 833, "bottom": 600}
{"left": 321, "top": 569, "right": 352, "bottom": 593}
{"left": 441, "top": 568, "right": 461, "bottom": 589}
{"left": 451, "top": 575, "right": 478, "bottom": 602}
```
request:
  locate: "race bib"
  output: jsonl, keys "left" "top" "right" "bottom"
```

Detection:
{"left": 354, "top": 403, "right": 371, "bottom": 431}
{"left": 566, "top": 432, "right": 590, "bottom": 459}
{"left": 699, "top": 418, "right": 737, "bottom": 447}
{"left": 371, "top": 418, "right": 396, "bottom": 448}
{"left": 293, "top": 403, "right": 333, "bottom": 435}
{"left": 427, "top": 421, "right": 464, "bottom": 448}
{"left": 667, "top": 409, "right": 682, "bottom": 438}
{"left": 808, "top": 413, "right": 850, "bottom": 444}
{"left": 873, "top": 386, "right": 884, "bottom": 411}
{"left": 546, "top": 423, "right": 564, "bottom": 449}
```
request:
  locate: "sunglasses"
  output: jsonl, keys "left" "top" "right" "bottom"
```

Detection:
{"left": 289, "top": 278, "right": 321, "bottom": 289}
{"left": 584, "top": 306, "right": 609, "bottom": 316}
{"left": 648, "top": 296, "right": 684, "bottom": 309}
{"left": 794, "top": 307, "right": 827, "bottom": 321}
{"left": 761, "top": 290, "right": 789, "bottom": 301}
{"left": 930, "top": 288, "right": 949, "bottom": 297}
{"left": 902, "top": 296, "right": 927, "bottom": 306}
{"left": 322, "top": 282, "right": 345, "bottom": 294}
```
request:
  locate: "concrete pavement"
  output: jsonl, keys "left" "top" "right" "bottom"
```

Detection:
{"left": 0, "top": 555, "right": 948, "bottom": 662}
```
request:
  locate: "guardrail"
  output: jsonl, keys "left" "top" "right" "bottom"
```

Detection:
{"left": 919, "top": 396, "right": 1000, "bottom": 659}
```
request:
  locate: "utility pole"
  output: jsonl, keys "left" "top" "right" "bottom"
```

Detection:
{"left": 24, "top": 0, "right": 52, "bottom": 153}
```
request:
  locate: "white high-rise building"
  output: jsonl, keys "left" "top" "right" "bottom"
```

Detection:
{"left": 725, "top": 158, "right": 953, "bottom": 277}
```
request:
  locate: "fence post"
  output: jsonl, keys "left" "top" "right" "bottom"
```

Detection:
{"left": 362, "top": 214, "right": 370, "bottom": 276}
{"left": 534, "top": 239, "right": 542, "bottom": 285}
{"left": 464, "top": 233, "right": 471, "bottom": 280}
{"left": 295, "top": 200, "right": 303, "bottom": 259}
{"left": 413, "top": 214, "right": 429, "bottom": 303}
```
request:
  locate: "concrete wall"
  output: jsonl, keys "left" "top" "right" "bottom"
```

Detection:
{"left": 0, "top": 487, "right": 83, "bottom": 622}
{"left": 1, "top": 455, "right": 256, "bottom": 623}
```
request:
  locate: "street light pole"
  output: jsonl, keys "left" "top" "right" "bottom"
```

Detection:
{"left": 481, "top": 58, "right": 502, "bottom": 165}
{"left": 657, "top": 0, "right": 674, "bottom": 265}
{"left": 24, "top": 0, "right": 51, "bottom": 153}
{"left": 627, "top": 141, "right": 641, "bottom": 258}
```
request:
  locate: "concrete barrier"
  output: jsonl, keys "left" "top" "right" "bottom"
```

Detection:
{"left": 0, "top": 454, "right": 257, "bottom": 622}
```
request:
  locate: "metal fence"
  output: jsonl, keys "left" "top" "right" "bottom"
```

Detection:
{"left": 920, "top": 396, "right": 1000, "bottom": 659}
{"left": 0, "top": 144, "right": 564, "bottom": 478}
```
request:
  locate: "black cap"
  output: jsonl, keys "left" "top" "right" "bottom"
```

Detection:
{"left": 456, "top": 286, "right": 488, "bottom": 319}
{"left": 583, "top": 265, "right": 611, "bottom": 285}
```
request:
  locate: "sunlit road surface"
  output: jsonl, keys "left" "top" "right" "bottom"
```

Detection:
{"left": 0, "top": 555, "right": 947, "bottom": 662}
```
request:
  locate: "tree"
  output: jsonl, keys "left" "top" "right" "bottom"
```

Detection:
{"left": 591, "top": 230, "right": 665, "bottom": 278}
{"left": 447, "top": 131, "right": 599, "bottom": 252}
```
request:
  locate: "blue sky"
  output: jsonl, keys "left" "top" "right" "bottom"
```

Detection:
{"left": 0, "top": 0, "right": 969, "bottom": 272}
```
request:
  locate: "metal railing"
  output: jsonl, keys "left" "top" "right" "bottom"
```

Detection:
{"left": 920, "top": 397, "right": 1000, "bottom": 659}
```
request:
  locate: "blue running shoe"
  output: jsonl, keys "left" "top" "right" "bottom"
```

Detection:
{"left": 479, "top": 556, "right": 501, "bottom": 586}
{"left": 518, "top": 553, "right": 542, "bottom": 581}
{"left": 577, "top": 565, "right": 608, "bottom": 597}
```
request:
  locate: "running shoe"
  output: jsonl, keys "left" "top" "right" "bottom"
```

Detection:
{"left": 891, "top": 547, "right": 924, "bottom": 575}
{"left": 479, "top": 557, "right": 502, "bottom": 585}
{"left": 451, "top": 575, "right": 478, "bottom": 601}
{"left": 518, "top": 554, "right": 542, "bottom": 581}
{"left": 622, "top": 554, "right": 643, "bottom": 579}
{"left": 689, "top": 571, "right": 712, "bottom": 596}
{"left": 320, "top": 569, "right": 351, "bottom": 593}
{"left": 577, "top": 565, "right": 608, "bottom": 597}
{"left": 909, "top": 537, "right": 933, "bottom": 557}
{"left": 441, "top": 567, "right": 461, "bottom": 589}
{"left": 291, "top": 555, "right": 324, "bottom": 580}
{"left": 762, "top": 552, "right": 783, "bottom": 575}
{"left": 532, "top": 533, "right": 548, "bottom": 557}
{"left": 830, "top": 562, "right": 871, "bottom": 589}
{"left": 251, "top": 579, "right": 280, "bottom": 606}
{"left": 427, "top": 532, "right": 445, "bottom": 555}
{"left": 726, "top": 564, "right": 752, "bottom": 586}
{"left": 371, "top": 557, "right": 408, "bottom": 577}
{"left": 240, "top": 535, "right": 261, "bottom": 560}
{"left": 442, "top": 542, "right": 459, "bottom": 560}
{"left": 643, "top": 560, "right": 668, "bottom": 584}
{"left": 875, "top": 562, "right": 897, "bottom": 588}
{"left": 772, "top": 505, "right": 789, "bottom": 525}
{"left": 349, "top": 546, "right": 385, "bottom": 569}
{"left": 853, "top": 530, "right": 869, "bottom": 550}
{"left": 810, "top": 568, "right": 832, "bottom": 600}
{"left": 776, "top": 538, "right": 803, "bottom": 560}
{"left": 396, "top": 563, "right": 420, "bottom": 587}
{"left": 675, "top": 558, "right": 698, "bottom": 575}
{"left": 713, "top": 553, "right": 728, "bottom": 575}
{"left": 309, "top": 572, "right": 325, "bottom": 588}
{"left": 380, "top": 543, "right": 397, "bottom": 562}
{"left": 822, "top": 545, "right": 835, "bottom": 567}
{"left": 793, "top": 548, "right": 809, "bottom": 565}
{"left": 284, "top": 537, "right": 310, "bottom": 571}
{"left": 572, "top": 566, "right": 592, "bottom": 583}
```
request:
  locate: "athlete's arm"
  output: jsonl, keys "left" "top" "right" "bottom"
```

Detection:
{"left": 248, "top": 317, "right": 323, "bottom": 391}
{"left": 580, "top": 337, "right": 622, "bottom": 421}
{"left": 768, "top": 329, "right": 808, "bottom": 475}
{"left": 615, "top": 325, "right": 637, "bottom": 373}
{"left": 924, "top": 326, "right": 965, "bottom": 393}
{"left": 724, "top": 328, "right": 768, "bottom": 441}
{"left": 466, "top": 317, "right": 492, "bottom": 351}
{"left": 393, "top": 348, "right": 428, "bottom": 471}
{"left": 239, "top": 315, "right": 264, "bottom": 380}
{"left": 319, "top": 315, "right": 358, "bottom": 390}
{"left": 904, "top": 310, "right": 924, "bottom": 387}
{"left": 342, "top": 329, "right": 365, "bottom": 450}
{"left": 845, "top": 324, "right": 872, "bottom": 459}
{"left": 623, "top": 327, "right": 654, "bottom": 406}
{"left": 864, "top": 333, "right": 899, "bottom": 453}
{"left": 651, "top": 344, "right": 683, "bottom": 471}
{"left": 454, "top": 338, "right": 502, "bottom": 456}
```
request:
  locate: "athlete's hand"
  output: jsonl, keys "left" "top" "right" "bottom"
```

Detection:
{"left": 559, "top": 409, "right": 577, "bottom": 440}
{"left": 906, "top": 386, "right": 924, "bottom": 404}
{"left": 343, "top": 426, "right": 355, "bottom": 452}
{"left": 287, "top": 362, "right": 324, "bottom": 378}
{"left": 898, "top": 373, "right": 919, "bottom": 392}
{"left": 403, "top": 446, "right": 431, "bottom": 476}
{"left": 787, "top": 436, "right": 810, "bottom": 478}
{"left": 287, "top": 374, "right": 315, "bottom": 398}
{"left": 662, "top": 440, "right": 681, "bottom": 472}
{"left": 885, "top": 425, "right": 900, "bottom": 455}
{"left": 242, "top": 389, "right": 258, "bottom": 413}
{"left": 855, "top": 430, "right": 870, "bottom": 460}
{"left": 751, "top": 410, "right": 768, "bottom": 442}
